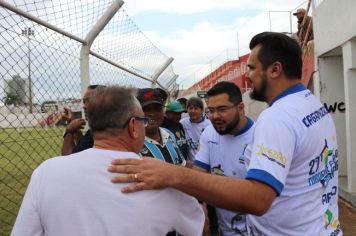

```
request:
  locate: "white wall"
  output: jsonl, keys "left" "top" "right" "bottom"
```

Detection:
{"left": 242, "top": 92, "right": 267, "bottom": 121}
{"left": 342, "top": 41, "right": 356, "bottom": 192}
{"left": 318, "top": 56, "right": 347, "bottom": 176}
{"left": 314, "top": 0, "right": 356, "bottom": 193}
{"left": 0, "top": 113, "right": 47, "bottom": 128}
{"left": 314, "top": 0, "right": 356, "bottom": 56}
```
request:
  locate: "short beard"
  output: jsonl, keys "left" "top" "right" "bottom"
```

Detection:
{"left": 214, "top": 115, "right": 240, "bottom": 135}
{"left": 249, "top": 73, "right": 268, "bottom": 102}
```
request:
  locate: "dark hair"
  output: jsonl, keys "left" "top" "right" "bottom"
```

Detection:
{"left": 87, "top": 85, "right": 102, "bottom": 90}
{"left": 177, "top": 97, "right": 187, "bottom": 103}
{"left": 88, "top": 86, "right": 139, "bottom": 136}
{"left": 187, "top": 97, "right": 204, "bottom": 110}
{"left": 177, "top": 97, "right": 187, "bottom": 109}
{"left": 207, "top": 81, "right": 242, "bottom": 104}
{"left": 249, "top": 32, "right": 302, "bottom": 79}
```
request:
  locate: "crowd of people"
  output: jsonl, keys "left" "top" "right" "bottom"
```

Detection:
{"left": 12, "top": 32, "right": 340, "bottom": 236}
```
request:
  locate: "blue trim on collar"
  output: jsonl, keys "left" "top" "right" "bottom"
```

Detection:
{"left": 189, "top": 116, "right": 205, "bottom": 123}
{"left": 234, "top": 117, "right": 254, "bottom": 136}
{"left": 270, "top": 83, "right": 306, "bottom": 106}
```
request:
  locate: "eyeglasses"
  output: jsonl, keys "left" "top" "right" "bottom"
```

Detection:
{"left": 206, "top": 104, "right": 237, "bottom": 115}
{"left": 122, "top": 116, "right": 149, "bottom": 128}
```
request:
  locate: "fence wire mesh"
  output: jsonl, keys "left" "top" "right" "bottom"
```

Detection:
{"left": 0, "top": 1, "right": 178, "bottom": 235}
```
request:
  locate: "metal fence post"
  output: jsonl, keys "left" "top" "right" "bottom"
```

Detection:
{"left": 80, "top": 0, "right": 124, "bottom": 98}
{"left": 151, "top": 57, "right": 174, "bottom": 87}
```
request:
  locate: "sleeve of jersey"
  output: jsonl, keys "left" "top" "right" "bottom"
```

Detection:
{"left": 246, "top": 113, "right": 295, "bottom": 196}
{"left": 193, "top": 128, "right": 211, "bottom": 171}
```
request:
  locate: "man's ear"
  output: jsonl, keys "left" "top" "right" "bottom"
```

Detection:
{"left": 238, "top": 102, "right": 245, "bottom": 115}
{"left": 268, "top": 61, "right": 283, "bottom": 79}
{"left": 127, "top": 118, "right": 139, "bottom": 139}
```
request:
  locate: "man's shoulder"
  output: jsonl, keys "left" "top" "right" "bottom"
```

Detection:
{"left": 84, "top": 129, "right": 93, "bottom": 136}
{"left": 257, "top": 106, "right": 281, "bottom": 123}
{"left": 201, "top": 124, "right": 217, "bottom": 137}
{"left": 40, "top": 149, "right": 138, "bottom": 172}
{"left": 180, "top": 117, "right": 189, "bottom": 125}
{"left": 73, "top": 130, "right": 94, "bottom": 153}
{"left": 81, "top": 129, "right": 93, "bottom": 140}
{"left": 161, "top": 117, "right": 171, "bottom": 129}
{"left": 32, "top": 155, "right": 71, "bottom": 177}
{"left": 201, "top": 117, "right": 212, "bottom": 126}
{"left": 160, "top": 127, "right": 174, "bottom": 137}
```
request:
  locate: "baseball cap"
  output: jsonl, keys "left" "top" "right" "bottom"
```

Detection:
{"left": 166, "top": 101, "right": 185, "bottom": 113}
{"left": 137, "top": 88, "right": 168, "bottom": 107}
{"left": 293, "top": 8, "right": 306, "bottom": 15}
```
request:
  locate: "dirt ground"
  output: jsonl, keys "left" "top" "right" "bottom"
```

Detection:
{"left": 339, "top": 197, "right": 356, "bottom": 235}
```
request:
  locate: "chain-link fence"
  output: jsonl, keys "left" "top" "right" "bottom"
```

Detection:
{"left": 0, "top": 1, "right": 179, "bottom": 234}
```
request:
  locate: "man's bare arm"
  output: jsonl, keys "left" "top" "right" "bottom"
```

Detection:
{"left": 192, "top": 165, "right": 209, "bottom": 173}
{"left": 109, "top": 157, "right": 276, "bottom": 216}
{"left": 61, "top": 133, "right": 76, "bottom": 156}
{"left": 61, "top": 118, "right": 85, "bottom": 156}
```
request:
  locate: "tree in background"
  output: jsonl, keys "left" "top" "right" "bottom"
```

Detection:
{"left": 2, "top": 92, "right": 22, "bottom": 106}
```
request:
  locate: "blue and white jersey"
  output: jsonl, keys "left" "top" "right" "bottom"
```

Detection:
{"left": 141, "top": 127, "right": 186, "bottom": 166}
{"left": 195, "top": 118, "right": 255, "bottom": 236}
{"left": 180, "top": 117, "right": 211, "bottom": 161}
{"left": 246, "top": 83, "right": 341, "bottom": 236}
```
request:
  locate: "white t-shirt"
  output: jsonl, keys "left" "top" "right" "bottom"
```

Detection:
{"left": 194, "top": 118, "right": 255, "bottom": 236}
{"left": 180, "top": 117, "right": 211, "bottom": 161}
{"left": 245, "top": 84, "right": 341, "bottom": 236}
{"left": 11, "top": 148, "right": 204, "bottom": 236}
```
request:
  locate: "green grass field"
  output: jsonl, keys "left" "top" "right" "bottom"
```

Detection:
{"left": 0, "top": 127, "right": 64, "bottom": 235}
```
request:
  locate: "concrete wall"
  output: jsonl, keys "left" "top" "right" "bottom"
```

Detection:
{"left": 0, "top": 112, "right": 47, "bottom": 128}
{"left": 242, "top": 92, "right": 267, "bottom": 122}
{"left": 314, "top": 0, "right": 356, "bottom": 193}
{"left": 314, "top": 0, "right": 356, "bottom": 56}
{"left": 318, "top": 56, "right": 347, "bottom": 176}
{"left": 342, "top": 41, "right": 356, "bottom": 192}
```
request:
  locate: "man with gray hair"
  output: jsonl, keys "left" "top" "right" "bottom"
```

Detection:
{"left": 12, "top": 86, "right": 204, "bottom": 236}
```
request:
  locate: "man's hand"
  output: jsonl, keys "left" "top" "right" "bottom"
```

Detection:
{"left": 108, "top": 157, "right": 178, "bottom": 193}
{"left": 61, "top": 107, "right": 74, "bottom": 123}
{"left": 66, "top": 118, "right": 86, "bottom": 133}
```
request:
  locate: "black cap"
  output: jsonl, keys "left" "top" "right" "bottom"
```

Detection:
{"left": 137, "top": 88, "right": 168, "bottom": 107}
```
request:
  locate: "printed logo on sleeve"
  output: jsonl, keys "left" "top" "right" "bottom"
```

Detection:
{"left": 256, "top": 144, "right": 287, "bottom": 168}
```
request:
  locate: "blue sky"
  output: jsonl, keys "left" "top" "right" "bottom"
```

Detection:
{"left": 123, "top": 0, "right": 308, "bottom": 88}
